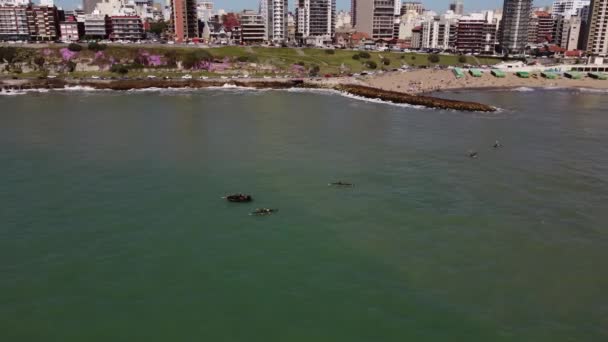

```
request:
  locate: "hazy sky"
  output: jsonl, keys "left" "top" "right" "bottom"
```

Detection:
{"left": 57, "top": 0, "right": 552, "bottom": 12}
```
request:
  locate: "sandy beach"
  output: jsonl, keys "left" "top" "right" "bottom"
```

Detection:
{"left": 365, "top": 69, "right": 608, "bottom": 94}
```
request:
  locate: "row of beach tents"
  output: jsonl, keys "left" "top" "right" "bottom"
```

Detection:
{"left": 452, "top": 68, "right": 607, "bottom": 80}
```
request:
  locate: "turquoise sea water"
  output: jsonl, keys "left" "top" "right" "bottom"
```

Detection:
{"left": 1, "top": 89, "right": 607, "bottom": 341}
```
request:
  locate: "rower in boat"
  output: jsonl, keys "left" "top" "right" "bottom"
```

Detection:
{"left": 251, "top": 208, "right": 277, "bottom": 216}
{"left": 329, "top": 181, "right": 354, "bottom": 187}
{"left": 224, "top": 194, "right": 252, "bottom": 203}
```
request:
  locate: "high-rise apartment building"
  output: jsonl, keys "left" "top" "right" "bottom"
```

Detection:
{"left": 499, "top": 0, "right": 533, "bottom": 54}
{"left": 295, "top": 0, "right": 336, "bottom": 41}
{"left": 552, "top": 0, "right": 590, "bottom": 17}
{"left": 352, "top": 0, "right": 396, "bottom": 39}
{"left": 455, "top": 12, "right": 499, "bottom": 53}
{"left": 261, "top": 0, "right": 288, "bottom": 42}
{"left": 241, "top": 9, "right": 266, "bottom": 43}
{"left": 27, "top": 5, "right": 60, "bottom": 41}
{"left": 83, "top": 0, "right": 102, "bottom": 14}
{"left": 586, "top": 0, "right": 608, "bottom": 56}
{"left": 0, "top": 4, "right": 29, "bottom": 41}
{"left": 560, "top": 15, "right": 581, "bottom": 49}
{"left": 196, "top": 1, "right": 213, "bottom": 21}
{"left": 171, "top": 0, "right": 198, "bottom": 42}
{"left": 528, "top": 11, "right": 555, "bottom": 44}
{"left": 400, "top": 1, "right": 424, "bottom": 15}
{"left": 450, "top": 0, "right": 464, "bottom": 15}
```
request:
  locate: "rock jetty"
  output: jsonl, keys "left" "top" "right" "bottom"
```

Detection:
{"left": 333, "top": 84, "right": 496, "bottom": 112}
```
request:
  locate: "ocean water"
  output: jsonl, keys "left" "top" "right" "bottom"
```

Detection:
{"left": 1, "top": 88, "right": 607, "bottom": 341}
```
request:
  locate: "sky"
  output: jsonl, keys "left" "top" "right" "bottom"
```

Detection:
{"left": 56, "top": 0, "right": 552, "bottom": 13}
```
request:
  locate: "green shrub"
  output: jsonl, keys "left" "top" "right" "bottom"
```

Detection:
{"left": 164, "top": 51, "right": 178, "bottom": 67}
{"left": 428, "top": 54, "right": 440, "bottom": 63}
{"left": 236, "top": 55, "right": 249, "bottom": 62}
{"left": 181, "top": 50, "right": 213, "bottom": 69}
{"left": 309, "top": 65, "right": 320, "bottom": 76}
{"left": 0, "top": 46, "right": 18, "bottom": 63}
{"left": 325, "top": 49, "right": 335, "bottom": 55}
{"left": 382, "top": 58, "right": 391, "bottom": 66}
{"left": 352, "top": 54, "right": 360, "bottom": 60}
{"left": 365, "top": 61, "right": 377, "bottom": 69}
{"left": 358, "top": 51, "right": 371, "bottom": 59}
{"left": 110, "top": 64, "right": 129, "bottom": 75}
{"left": 33, "top": 56, "right": 45, "bottom": 68}
{"left": 66, "top": 61, "right": 77, "bottom": 72}
{"left": 67, "top": 43, "right": 83, "bottom": 52}
{"left": 295, "top": 61, "right": 306, "bottom": 66}
{"left": 88, "top": 42, "right": 107, "bottom": 52}
{"left": 458, "top": 55, "right": 467, "bottom": 63}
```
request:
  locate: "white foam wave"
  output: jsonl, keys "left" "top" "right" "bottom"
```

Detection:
{"left": 0, "top": 88, "right": 51, "bottom": 95}
{"left": 512, "top": 87, "right": 535, "bottom": 92}
{"left": 59, "top": 85, "right": 99, "bottom": 91}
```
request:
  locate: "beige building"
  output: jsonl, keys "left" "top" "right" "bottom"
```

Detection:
{"left": 586, "top": 0, "right": 608, "bottom": 56}
{"left": 351, "top": 0, "right": 396, "bottom": 39}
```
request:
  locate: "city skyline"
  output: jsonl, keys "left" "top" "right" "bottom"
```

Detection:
{"left": 50, "top": 0, "right": 553, "bottom": 12}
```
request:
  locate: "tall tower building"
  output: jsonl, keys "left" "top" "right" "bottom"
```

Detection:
{"left": 296, "top": 0, "right": 336, "bottom": 41}
{"left": 586, "top": 0, "right": 608, "bottom": 56}
{"left": 352, "top": 0, "right": 395, "bottom": 39}
{"left": 171, "top": 0, "right": 198, "bottom": 42}
{"left": 400, "top": 1, "right": 424, "bottom": 15}
{"left": 261, "top": 0, "right": 288, "bottom": 42}
{"left": 499, "top": 0, "right": 533, "bottom": 54}
{"left": 450, "top": 0, "right": 464, "bottom": 15}
{"left": 83, "top": 0, "right": 103, "bottom": 14}
{"left": 552, "top": 0, "right": 590, "bottom": 18}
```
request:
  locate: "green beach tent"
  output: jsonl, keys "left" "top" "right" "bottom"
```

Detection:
{"left": 516, "top": 71, "right": 530, "bottom": 78}
{"left": 589, "top": 72, "right": 607, "bottom": 80}
{"left": 469, "top": 69, "right": 483, "bottom": 77}
{"left": 491, "top": 69, "right": 506, "bottom": 78}
{"left": 565, "top": 71, "right": 583, "bottom": 79}
{"left": 541, "top": 72, "right": 558, "bottom": 79}
{"left": 453, "top": 68, "right": 465, "bottom": 79}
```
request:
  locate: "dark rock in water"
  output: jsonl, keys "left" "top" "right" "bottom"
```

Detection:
{"left": 333, "top": 84, "right": 496, "bottom": 112}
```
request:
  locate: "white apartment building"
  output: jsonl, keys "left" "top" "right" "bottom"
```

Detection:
{"left": 552, "top": 0, "right": 590, "bottom": 18}
{"left": 196, "top": 0, "right": 213, "bottom": 21}
{"left": 421, "top": 16, "right": 457, "bottom": 50}
{"left": 560, "top": 15, "right": 581, "bottom": 50}
{"left": 261, "top": 0, "right": 288, "bottom": 42}
{"left": 295, "top": 0, "right": 335, "bottom": 41}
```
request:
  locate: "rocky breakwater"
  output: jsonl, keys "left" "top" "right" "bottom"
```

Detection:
{"left": 333, "top": 84, "right": 496, "bottom": 112}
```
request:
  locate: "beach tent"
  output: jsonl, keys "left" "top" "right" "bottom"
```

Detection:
{"left": 453, "top": 68, "right": 465, "bottom": 79}
{"left": 491, "top": 69, "right": 506, "bottom": 78}
{"left": 565, "top": 71, "right": 583, "bottom": 79}
{"left": 589, "top": 72, "right": 607, "bottom": 80}
{"left": 541, "top": 71, "right": 558, "bottom": 79}
{"left": 469, "top": 69, "right": 483, "bottom": 77}
{"left": 516, "top": 71, "right": 530, "bottom": 78}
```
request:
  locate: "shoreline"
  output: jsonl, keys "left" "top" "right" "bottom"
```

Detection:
{"left": 0, "top": 77, "right": 497, "bottom": 112}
